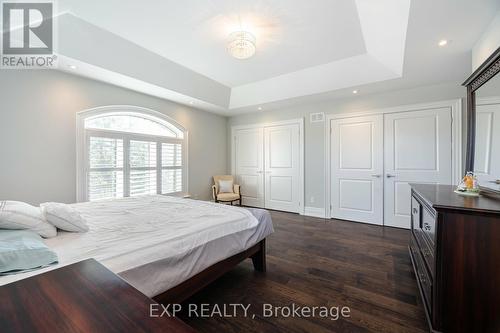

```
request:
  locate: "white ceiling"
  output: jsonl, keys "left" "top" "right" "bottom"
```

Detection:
{"left": 48, "top": 0, "right": 500, "bottom": 115}
{"left": 58, "top": 0, "right": 367, "bottom": 87}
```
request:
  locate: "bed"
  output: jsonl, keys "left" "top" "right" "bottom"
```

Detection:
{"left": 0, "top": 195, "right": 274, "bottom": 301}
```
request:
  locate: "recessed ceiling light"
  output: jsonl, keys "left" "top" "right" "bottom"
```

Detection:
{"left": 69, "top": 65, "right": 77, "bottom": 70}
{"left": 352, "top": 90, "right": 358, "bottom": 94}
{"left": 258, "top": 106, "right": 263, "bottom": 111}
{"left": 438, "top": 40, "right": 448, "bottom": 47}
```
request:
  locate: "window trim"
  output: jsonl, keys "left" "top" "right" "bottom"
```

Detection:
{"left": 76, "top": 105, "right": 188, "bottom": 202}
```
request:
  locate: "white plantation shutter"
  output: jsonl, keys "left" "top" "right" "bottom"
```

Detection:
{"left": 82, "top": 111, "right": 186, "bottom": 202}
{"left": 129, "top": 140, "right": 157, "bottom": 196}
{"left": 87, "top": 137, "right": 124, "bottom": 201}
{"left": 162, "top": 169, "right": 183, "bottom": 193}
{"left": 161, "top": 143, "right": 183, "bottom": 194}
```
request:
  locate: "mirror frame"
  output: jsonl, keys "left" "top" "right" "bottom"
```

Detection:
{"left": 462, "top": 46, "right": 500, "bottom": 173}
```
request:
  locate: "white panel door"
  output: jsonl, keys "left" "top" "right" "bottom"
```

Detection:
{"left": 330, "top": 115, "right": 384, "bottom": 225}
{"left": 474, "top": 103, "right": 500, "bottom": 183}
{"left": 384, "top": 108, "right": 452, "bottom": 228}
{"left": 234, "top": 128, "right": 264, "bottom": 208}
{"left": 264, "top": 124, "right": 300, "bottom": 212}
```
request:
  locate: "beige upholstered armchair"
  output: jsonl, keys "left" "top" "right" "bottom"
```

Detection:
{"left": 212, "top": 175, "right": 241, "bottom": 205}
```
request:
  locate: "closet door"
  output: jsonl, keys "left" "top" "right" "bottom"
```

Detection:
{"left": 330, "top": 115, "right": 384, "bottom": 225}
{"left": 234, "top": 128, "right": 264, "bottom": 208}
{"left": 264, "top": 124, "right": 301, "bottom": 212}
{"left": 384, "top": 108, "right": 452, "bottom": 228}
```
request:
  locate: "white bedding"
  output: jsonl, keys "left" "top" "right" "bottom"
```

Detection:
{"left": 0, "top": 195, "right": 274, "bottom": 297}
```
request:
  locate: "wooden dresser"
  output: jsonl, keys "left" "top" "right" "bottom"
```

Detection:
{"left": 409, "top": 184, "right": 500, "bottom": 333}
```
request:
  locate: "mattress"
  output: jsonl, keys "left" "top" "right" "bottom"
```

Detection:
{"left": 0, "top": 195, "right": 274, "bottom": 297}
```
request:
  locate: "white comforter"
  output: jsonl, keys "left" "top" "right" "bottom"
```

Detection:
{"left": 0, "top": 195, "right": 274, "bottom": 297}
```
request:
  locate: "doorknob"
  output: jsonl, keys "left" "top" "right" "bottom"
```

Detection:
{"left": 371, "top": 174, "right": 381, "bottom": 178}
{"left": 386, "top": 174, "right": 396, "bottom": 178}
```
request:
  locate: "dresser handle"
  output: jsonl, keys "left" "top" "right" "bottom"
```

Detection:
{"left": 424, "top": 223, "right": 431, "bottom": 231}
{"left": 419, "top": 273, "right": 427, "bottom": 284}
{"left": 422, "top": 249, "right": 431, "bottom": 257}
{"left": 413, "top": 208, "right": 418, "bottom": 214}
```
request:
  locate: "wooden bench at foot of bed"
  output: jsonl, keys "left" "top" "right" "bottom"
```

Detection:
{"left": 154, "top": 239, "right": 266, "bottom": 305}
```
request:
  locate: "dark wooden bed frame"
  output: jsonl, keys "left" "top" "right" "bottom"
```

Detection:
{"left": 153, "top": 239, "right": 266, "bottom": 304}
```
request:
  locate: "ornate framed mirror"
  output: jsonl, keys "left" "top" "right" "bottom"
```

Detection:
{"left": 463, "top": 47, "right": 500, "bottom": 195}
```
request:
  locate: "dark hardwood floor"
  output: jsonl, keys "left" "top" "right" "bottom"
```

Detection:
{"left": 180, "top": 211, "right": 428, "bottom": 333}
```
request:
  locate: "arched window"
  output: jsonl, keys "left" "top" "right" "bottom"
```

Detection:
{"left": 76, "top": 106, "right": 187, "bottom": 202}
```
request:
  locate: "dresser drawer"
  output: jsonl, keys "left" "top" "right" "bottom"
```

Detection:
{"left": 414, "top": 228, "right": 435, "bottom": 276}
{"left": 421, "top": 206, "right": 436, "bottom": 245}
{"left": 411, "top": 196, "right": 421, "bottom": 229}
{"left": 410, "top": 236, "right": 432, "bottom": 313}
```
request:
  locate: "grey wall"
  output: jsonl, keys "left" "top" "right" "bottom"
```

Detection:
{"left": 0, "top": 70, "right": 227, "bottom": 205}
{"left": 228, "top": 82, "right": 466, "bottom": 211}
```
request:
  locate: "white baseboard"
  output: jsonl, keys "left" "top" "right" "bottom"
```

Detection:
{"left": 304, "top": 206, "right": 326, "bottom": 218}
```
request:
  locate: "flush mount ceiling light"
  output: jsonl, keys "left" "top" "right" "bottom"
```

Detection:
{"left": 227, "top": 31, "right": 256, "bottom": 60}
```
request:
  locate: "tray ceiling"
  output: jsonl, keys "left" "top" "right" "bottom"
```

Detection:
{"left": 33, "top": 0, "right": 500, "bottom": 114}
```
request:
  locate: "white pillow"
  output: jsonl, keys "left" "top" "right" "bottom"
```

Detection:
{"left": 0, "top": 201, "right": 56, "bottom": 238}
{"left": 40, "top": 202, "right": 89, "bottom": 233}
{"left": 219, "top": 180, "right": 234, "bottom": 193}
